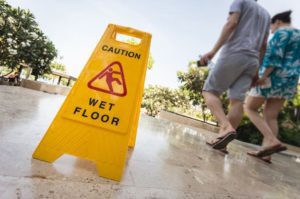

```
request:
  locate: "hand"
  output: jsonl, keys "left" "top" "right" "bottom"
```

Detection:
{"left": 200, "top": 50, "right": 216, "bottom": 66}
{"left": 256, "top": 77, "right": 267, "bottom": 86}
{"left": 251, "top": 74, "right": 259, "bottom": 87}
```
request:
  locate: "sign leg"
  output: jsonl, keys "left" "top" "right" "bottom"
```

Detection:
{"left": 33, "top": 146, "right": 63, "bottom": 163}
{"left": 96, "top": 161, "right": 124, "bottom": 181}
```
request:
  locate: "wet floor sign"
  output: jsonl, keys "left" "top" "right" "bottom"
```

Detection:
{"left": 32, "top": 24, "right": 152, "bottom": 181}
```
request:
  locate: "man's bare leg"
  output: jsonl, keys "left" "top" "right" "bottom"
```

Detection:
{"left": 227, "top": 99, "right": 244, "bottom": 129}
{"left": 202, "top": 91, "right": 235, "bottom": 137}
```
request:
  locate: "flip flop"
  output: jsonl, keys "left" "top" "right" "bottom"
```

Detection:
{"left": 219, "top": 148, "right": 229, "bottom": 154}
{"left": 262, "top": 157, "right": 272, "bottom": 164}
{"left": 206, "top": 131, "right": 237, "bottom": 150}
{"left": 247, "top": 152, "right": 272, "bottom": 164}
{"left": 256, "top": 145, "right": 287, "bottom": 157}
{"left": 206, "top": 137, "right": 222, "bottom": 146}
{"left": 206, "top": 140, "right": 229, "bottom": 154}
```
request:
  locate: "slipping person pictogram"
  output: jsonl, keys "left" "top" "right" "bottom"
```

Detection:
{"left": 88, "top": 61, "right": 127, "bottom": 97}
{"left": 106, "top": 68, "right": 122, "bottom": 93}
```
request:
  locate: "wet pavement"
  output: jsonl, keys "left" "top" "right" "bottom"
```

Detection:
{"left": 0, "top": 85, "right": 300, "bottom": 199}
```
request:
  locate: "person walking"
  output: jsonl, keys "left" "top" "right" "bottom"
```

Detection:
{"left": 200, "top": 0, "right": 271, "bottom": 151}
{"left": 245, "top": 10, "right": 300, "bottom": 162}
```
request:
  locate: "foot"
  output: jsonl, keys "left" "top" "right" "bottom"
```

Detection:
{"left": 218, "top": 125, "right": 236, "bottom": 139}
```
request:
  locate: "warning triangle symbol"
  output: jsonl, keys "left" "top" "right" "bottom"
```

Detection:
{"left": 87, "top": 61, "right": 127, "bottom": 97}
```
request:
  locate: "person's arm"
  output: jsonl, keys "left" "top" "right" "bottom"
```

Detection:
{"left": 200, "top": 13, "right": 240, "bottom": 65}
{"left": 212, "top": 13, "right": 240, "bottom": 54}
{"left": 256, "top": 30, "right": 289, "bottom": 86}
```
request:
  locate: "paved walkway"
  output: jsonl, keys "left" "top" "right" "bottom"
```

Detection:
{"left": 0, "top": 86, "right": 299, "bottom": 199}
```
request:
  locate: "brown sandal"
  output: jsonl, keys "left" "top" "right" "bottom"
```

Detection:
{"left": 206, "top": 131, "right": 237, "bottom": 150}
{"left": 256, "top": 145, "right": 287, "bottom": 157}
{"left": 247, "top": 152, "right": 272, "bottom": 164}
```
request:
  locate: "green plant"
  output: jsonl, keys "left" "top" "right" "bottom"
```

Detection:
{"left": 0, "top": 0, "right": 57, "bottom": 79}
{"left": 142, "top": 85, "right": 191, "bottom": 117}
{"left": 236, "top": 116, "right": 263, "bottom": 145}
{"left": 177, "top": 62, "right": 208, "bottom": 106}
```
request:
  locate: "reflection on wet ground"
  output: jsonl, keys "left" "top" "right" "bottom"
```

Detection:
{"left": 0, "top": 86, "right": 299, "bottom": 199}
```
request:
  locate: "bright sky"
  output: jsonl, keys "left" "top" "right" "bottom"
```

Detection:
{"left": 6, "top": 0, "right": 300, "bottom": 88}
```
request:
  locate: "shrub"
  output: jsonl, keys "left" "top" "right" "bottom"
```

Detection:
{"left": 142, "top": 85, "right": 191, "bottom": 117}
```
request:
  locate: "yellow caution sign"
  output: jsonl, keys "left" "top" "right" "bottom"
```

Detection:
{"left": 32, "top": 24, "right": 152, "bottom": 181}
